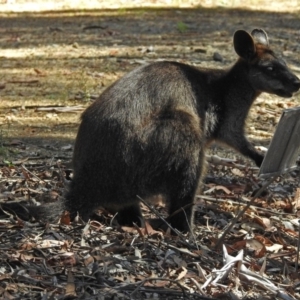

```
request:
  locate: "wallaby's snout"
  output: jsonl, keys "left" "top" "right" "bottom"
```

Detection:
{"left": 291, "top": 76, "right": 300, "bottom": 92}
{"left": 276, "top": 63, "right": 300, "bottom": 97}
{"left": 274, "top": 70, "right": 300, "bottom": 98}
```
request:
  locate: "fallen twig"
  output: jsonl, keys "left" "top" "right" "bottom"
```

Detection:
{"left": 197, "top": 194, "right": 297, "bottom": 216}
{"left": 206, "top": 154, "right": 259, "bottom": 171}
{"left": 82, "top": 25, "right": 107, "bottom": 30}
{"left": 7, "top": 79, "right": 39, "bottom": 84}
{"left": 35, "top": 106, "right": 84, "bottom": 113}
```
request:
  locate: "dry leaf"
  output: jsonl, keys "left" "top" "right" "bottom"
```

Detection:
{"left": 294, "top": 188, "right": 300, "bottom": 210}
{"left": 84, "top": 255, "right": 94, "bottom": 266}
{"left": 36, "top": 240, "right": 65, "bottom": 249}
{"left": 265, "top": 244, "right": 283, "bottom": 252}
{"left": 175, "top": 266, "right": 188, "bottom": 281}
{"left": 65, "top": 270, "right": 76, "bottom": 296}
{"left": 228, "top": 240, "right": 247, "bottom": 252}
{"left": 246, "top": 239, "right": 266, "bottom": 258}
{"left": 231, "top": 168, "right": 244, "bottom": 177}
{"left": 60, "top": 211, "right": 71, "bottom": 225}
{"left": 204, "top": 185, "right": 232, "bottom": 195}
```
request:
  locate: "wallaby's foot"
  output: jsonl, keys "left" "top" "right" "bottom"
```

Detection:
{"left": 254, "top": 153, "right": 264, "bottom": 167}
{"left": 167, "top": 213, "right": 192, "bottom": 233}
{"left": 148, "top": 218, "right": 167, "bottom": 231}
{"left": 148, "top": 200, "right": 194, "bottom": 233}
{"left": 115, "top": 204, "right": 145, "bottom": 227}
{"left": 148, "top": 217, "right": 190, "bottom": 234}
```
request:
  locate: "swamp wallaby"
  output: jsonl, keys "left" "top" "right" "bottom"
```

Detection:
{"left": 4, "top": 29, "right": 300, "bottom": 232}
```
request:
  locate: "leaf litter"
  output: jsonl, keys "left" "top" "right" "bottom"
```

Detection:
{"left": 0, "top": 1, "right": 300, "bottom": 299}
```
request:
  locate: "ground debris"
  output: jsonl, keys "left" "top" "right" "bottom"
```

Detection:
{"left": 0, "top": 2, "right": 300, "bottom": 299}
{"left": 0, "top": 140, "right": 299, "bottom": 299}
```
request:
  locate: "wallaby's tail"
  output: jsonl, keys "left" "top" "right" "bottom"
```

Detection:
{"left": 0, "top": 201, "right": 64, "bottom": 223}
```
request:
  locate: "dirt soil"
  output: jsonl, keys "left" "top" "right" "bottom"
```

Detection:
{"left": 0, "top": 1, "right": 300, "bottom": 299}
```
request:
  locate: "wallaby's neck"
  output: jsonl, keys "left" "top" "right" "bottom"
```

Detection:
{"left": 223, "top": 59, "right": 261, "bottom": 104}
{"left": 204, "top": 59, "right": 261, "bottom": 108}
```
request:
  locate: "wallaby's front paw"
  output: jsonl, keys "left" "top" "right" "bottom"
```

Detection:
{"left": 255, "top": 154, "right": 264, "bottom": 167}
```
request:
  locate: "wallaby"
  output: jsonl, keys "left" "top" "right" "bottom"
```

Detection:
{"left": 3, "top": 29, "right": 300, "bottom": 232}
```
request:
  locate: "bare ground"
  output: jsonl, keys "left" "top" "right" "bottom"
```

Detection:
{"left": 0, "top": 1, "right": 300, "bottom": 299}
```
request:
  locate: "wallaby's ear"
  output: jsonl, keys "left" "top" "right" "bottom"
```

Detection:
{"left": 251, "top": 29, "right": 269, "bottom": 46}
{"left": 234, "top": 30, "right": 256, "bottom": 60}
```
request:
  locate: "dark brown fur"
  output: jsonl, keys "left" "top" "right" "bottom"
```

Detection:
{"left": 3, "top": 29, "right": 300, "bottom": 232}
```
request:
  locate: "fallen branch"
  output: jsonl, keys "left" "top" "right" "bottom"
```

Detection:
{"left": 206, "top": 154, "right": 259, "bottom": 171}
{"left": 7, "top": 79, "right": 39, "bottom": 84}
{"left": 201, "top": 246, "right": 294, "bottom": 300}
{"left": 197, "top": 194, "right": 297, "bottom": 216}
{"left": 35, "top": 106, "right": 84, "bottom": 113}
{"left": 82, "top": 25, "right": 107, "bottom": 30}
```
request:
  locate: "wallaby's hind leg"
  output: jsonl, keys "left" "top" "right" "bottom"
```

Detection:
{"left": 140, "top": 108, "right": 204, "bottom": 232}
{"left": 165, "top": 152, "right": 204, "bottom": 232}
{"left": 148, "top": 160, "right": 203, "bottom": 233}
{"left": 65, "top": 174, "right": 101, "bottom": 222}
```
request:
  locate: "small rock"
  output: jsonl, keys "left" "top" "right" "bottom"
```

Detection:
{"left": 194, "top": 48, "right": 206, "bottom": 53}
{"left": 61, "top": 144, "right": 73, "bottom": 151}
{"left": 72, "top": 42, "right": 79, "bottom": 48}
{"left": 213, "top": 52, "right": 223, "bottom": 62}
{"left": 146, "top": 45, "right": 154, "bottom": 53}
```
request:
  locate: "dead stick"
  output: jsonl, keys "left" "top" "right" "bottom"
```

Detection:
{"left": 198, "top": 195, "right": 297, "bottom": 216}
{"left": 82, "top": 25, "right": 107, "bottom": 30}
{"left": 8, "top": 80, "right": 39, "bottom": 84}
{"left": 21, "top": 164, "right": 46, "bottom": 183}
{"left": 130, "top": 277, "right": 187, "bottom": 298}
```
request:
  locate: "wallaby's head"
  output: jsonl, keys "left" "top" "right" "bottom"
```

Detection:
{"left": 233, "top": 29, "right": 300, "bottom": 98}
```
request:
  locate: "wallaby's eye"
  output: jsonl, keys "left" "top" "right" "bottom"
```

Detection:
{"left": 259, "top": 61, "right": 275, "bottom": 72}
